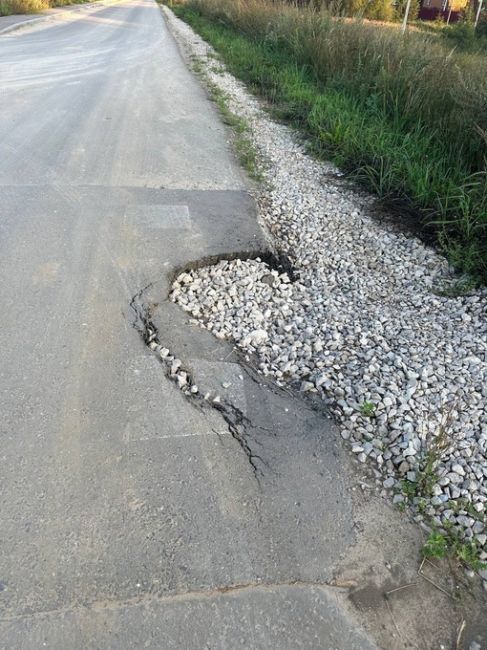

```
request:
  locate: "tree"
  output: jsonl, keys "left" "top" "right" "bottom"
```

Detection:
{"left": 395, "top": 0, "right": 420, "bottom": 21}
{"left": 347, "top": 0, "right": 395, "bottom": 20}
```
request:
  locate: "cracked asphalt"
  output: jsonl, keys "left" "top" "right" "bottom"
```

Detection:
{"left": 0, "top": 1, "right": 377, "bottom": 647}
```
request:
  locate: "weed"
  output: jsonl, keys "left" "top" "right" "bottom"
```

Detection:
{"left": 359, "top": 401, "right": 376, "bottom": 417}
{"left": 234, "top": 134, "right": 261, "bottom": 180}
{"left": 435, "top": 274, "right": 480, "bottom": 298}
{"left": 423, "top": 531, "right": 449, "bottom": 560}
{"left": 448, "top": 499, "right": 464, "bottom": 515}
{"left": 417, "top": 497, "right": 428, "bottom": 514}
{"left": 401, "top": 479, "right": 418, "bottom": 503}
{"left": 451, "top": 498, "right": 486, "bottom": 523}
{"left": 424, "top": 530, "right": 487, "bottom": 571}
{"left": 416, "top": 403, "right": 458, "bottom": 497}
{"left": 455, "top": 541, "right": 487, "bottom": 572}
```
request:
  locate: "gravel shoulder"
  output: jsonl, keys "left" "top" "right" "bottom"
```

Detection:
{"left": 162, "top": 4, "right": 487, "bottom": 644}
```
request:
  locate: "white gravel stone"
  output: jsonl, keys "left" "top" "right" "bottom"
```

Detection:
{"left": 166, "top": 8, "right": 487, "bottom": 547}
{"left": 170, "top": 359, "right": 182, "bottom": 376}
{"left": 176, "top": 371, "right": 188, "bottom": 389}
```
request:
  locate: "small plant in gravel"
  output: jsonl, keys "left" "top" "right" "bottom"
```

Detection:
{"left": 401, "top": 478, "right": 418, "bottom": 504}
{"left": 416, "top": 497, "right": 428, "bottom": 514}
{"left": 423, "top": 525, "right": 487, "bottom": 572}
{"left": 423, "top": 531, "right": 449, "bottom": 560}
{"left": 455, "top": 541, "right": 487, "bottom": 572}
{"left": 435, "top": 274, "right": 480, "bottom": 298}
{"left": 415, "top": 459, "right": 439, "bottom": 500}
{"left": 417, "top": 404, "right": 457, "bottom": 497}
{"left": 359, "top": 401, "right": 376, "bottom": 418}
{"left": 453, "top": 498, "right": 486, "bottom": 523}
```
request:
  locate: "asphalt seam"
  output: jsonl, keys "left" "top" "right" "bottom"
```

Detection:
{"left": 0, "top": 580, "right": 340, "bottom": 623}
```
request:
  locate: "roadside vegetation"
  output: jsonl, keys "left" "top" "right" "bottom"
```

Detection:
{"left": 207, "top": 81, "right": 263, "bottom": 181}
{"left": 0, "top": 0, "right": 90, "bottom": 16}
{"left": 170, "top": 0, "right": 487, "bottom": 282}
{"left": 0, "top": 0, "right": 48, "bottom": 13}
{"left": 441, "top": 20, "right": 487, "bottom": 52}
{"left": 416, "top": 14, "right": 487, "bottom": 53}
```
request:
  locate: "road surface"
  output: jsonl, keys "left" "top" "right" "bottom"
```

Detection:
{"left": 0, "top": 2, "right": 376, "bottom": 647}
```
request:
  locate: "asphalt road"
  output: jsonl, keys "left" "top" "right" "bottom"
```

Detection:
{"left": 0, "top": 2, "right": 377, "bottom": 647}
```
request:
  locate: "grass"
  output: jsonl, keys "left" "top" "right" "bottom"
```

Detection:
{"left": 423, "top": 530, "right": 486, "bottom": 572}
{"left": 442, "top": 22, "right": 487, "bottom": 53}
{"left": 188, "top": 53, "right": 262, "bottom": 181}
{"left": 399, "top": 480, "right": 487, "bottom": 571}
{"left": 170, "top": 0, "right": 487, "bottom": 282}
{"left": 0, "top": 0, "right": 93, "bottom": 16}
{"left": 395, "top": 407, "right": 487, "bottom": 572}
{"left": 207, "top": 84, "right": 262, "bottom": 181}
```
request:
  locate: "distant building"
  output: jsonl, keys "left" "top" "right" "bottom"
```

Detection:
{"left": 418, "top": 0, "right": 469, "bottom": 21}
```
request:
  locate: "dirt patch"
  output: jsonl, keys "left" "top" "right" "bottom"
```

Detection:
{"left": 334, "top": 485, "right": 487, "bottom": 649}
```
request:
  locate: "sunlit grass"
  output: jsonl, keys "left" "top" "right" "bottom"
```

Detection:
{"left": 0, "top": 0, "right": 93, "bottom": 15}
{"left": 172, "top": 0, "right": 487, "bottom": 281}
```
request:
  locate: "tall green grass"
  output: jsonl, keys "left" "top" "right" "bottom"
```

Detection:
{"left": 172, "top": 0, "right": 487, "bottom": 281}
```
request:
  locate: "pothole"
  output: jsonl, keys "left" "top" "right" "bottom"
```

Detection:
{"left": 129, "top": 280, "right": 269, "bottom": 481}
{"left": 169, "top": 249, "right": 297, "bottom": 287}
{"left": 167, "top": 247, "right": 487, "bottom": 569}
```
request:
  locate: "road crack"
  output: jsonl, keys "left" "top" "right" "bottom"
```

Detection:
{"left": 129, "top": 284, "right": 267, "bottom": 482}
{"left": 0, "top": 579, "right": 338, "bottom": 624}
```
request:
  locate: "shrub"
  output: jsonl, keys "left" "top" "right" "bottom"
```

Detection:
{"left": 395, "top": 0, "right": 420, "bottom": 21}
{"left": 0, "top": 0, "right": 12, "bottom": 14}
{"left": 476, "top": 11, "right": 487, "bottom": 37}
{"left": 347, "top": 0, "right": 395, "bottom": 20}
{"left": 9, "top": 0, "right": 49, "bottom": 12}
{"left": 443, "top": 20, "right": 486, "bottom": 50}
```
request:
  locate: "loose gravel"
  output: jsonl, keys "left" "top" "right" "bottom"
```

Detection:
{"left": 165, "top": 8, "right": 487, "bottom": 561}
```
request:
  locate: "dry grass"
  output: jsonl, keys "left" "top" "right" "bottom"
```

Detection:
{"left": 0, "top": 0, "right": 88, "bottom": 15}
{"left": 0, "top": 0, "right": 48, "bottom": 13}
